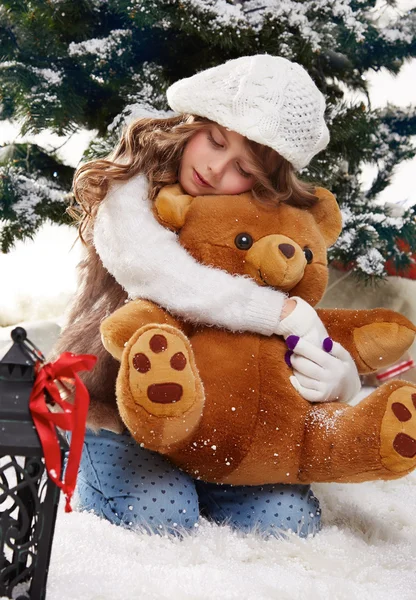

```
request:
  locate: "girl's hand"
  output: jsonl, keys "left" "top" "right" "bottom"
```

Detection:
{"left": 286, "top": 337, "right": 361, "bottom": 403}
{"left": 276, "top": 296, "right": 361, "bottom": 403}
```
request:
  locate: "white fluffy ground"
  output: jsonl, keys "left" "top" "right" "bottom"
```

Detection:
{"left": 43, "top": 473, "right": 416, "bottom": 600}
{"left": 2, "top": 223, "right": 416, "bottom": 600}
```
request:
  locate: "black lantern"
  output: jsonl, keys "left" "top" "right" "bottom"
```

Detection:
{"left": 0, "top": 327, "right": 67, "bottom": 600}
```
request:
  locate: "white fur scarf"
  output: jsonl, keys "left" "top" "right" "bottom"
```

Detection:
{"left": 94, "top": 174, "right": 286, "bottom": 335}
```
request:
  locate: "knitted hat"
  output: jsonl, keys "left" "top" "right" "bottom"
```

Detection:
{"left": 166, "top": 55, "right": 329, "bottom": 171}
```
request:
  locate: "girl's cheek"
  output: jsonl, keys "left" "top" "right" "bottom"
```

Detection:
{"left": 238, "top": 179, "right": 255, "bottom": 194}
{"left": 224, "top": 176, "right": 253, "bottom": 195}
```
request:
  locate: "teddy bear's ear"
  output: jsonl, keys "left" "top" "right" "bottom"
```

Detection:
{"left": 153, "top": 184, "right": 194, "bottom": 231}
{"left": 308, "top": 187, "right": 343, "bottom": 247}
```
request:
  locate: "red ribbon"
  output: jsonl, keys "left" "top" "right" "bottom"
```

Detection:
{"left": 29, "top": 352, "right": 97, "bottom": 512}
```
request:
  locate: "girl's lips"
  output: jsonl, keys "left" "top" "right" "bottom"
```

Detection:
{"left": 193, "top": 169, "right": 212, "bottom": 188}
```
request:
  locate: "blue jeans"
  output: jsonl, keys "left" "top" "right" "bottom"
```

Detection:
{"left": 74, "top": 430, "right": 321, "bottom": 538}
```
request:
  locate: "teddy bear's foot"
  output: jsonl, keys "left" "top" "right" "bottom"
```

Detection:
{"left": 380, "top": 384, "right": 416, "bottom": 474}
{"left": 122, "top": 324, "right": 204, "bottom": 418}
{"left": 127, "top": 324, "right": 203, "bottom": 413}
{"left": 117, "top": 323, "right": 205, "bottom": 451}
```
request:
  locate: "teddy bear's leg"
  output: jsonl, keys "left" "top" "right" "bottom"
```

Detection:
{"left": 299, "top": 380, "right": 416, "bottom": 483}
{"left": 116, "top": 323, "right": 204, "bottom": 453}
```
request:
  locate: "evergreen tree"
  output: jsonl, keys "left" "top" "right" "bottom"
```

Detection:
{"left": 0, "top": 0, "right": 415, "bottom": 279}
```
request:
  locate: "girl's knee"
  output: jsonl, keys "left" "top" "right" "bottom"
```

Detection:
{"left": 262, "top": 485, "right": 322, "bottom": 538}
{"left": 296, "top": 487, "right": 322, "bottom": 538}
{"left": 75, "top": 430, "right": 201, "bottom": 535}
{"left": 76, "top": 492, "right": 200, "bottom": 535}
{"left": 197, "top": 481, "right": 321, "bottom": 538}
{"left": 76, "top": 472, "right": 200, "bottom": 535}
{"left": 106, "top": 489, "right": 200, "bottom": 534}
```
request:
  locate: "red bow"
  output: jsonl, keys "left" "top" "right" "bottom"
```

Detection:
{"left": 29, "top": 352, "right": 97, "bottom": 512}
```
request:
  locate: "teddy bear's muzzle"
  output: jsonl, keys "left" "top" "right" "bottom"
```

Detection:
{"left": 244, "top": 234, "right": 307, "bottom": 291}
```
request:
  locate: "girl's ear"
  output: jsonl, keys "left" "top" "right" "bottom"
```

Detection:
{"left": 308, "top": 187, "right": 343, "bottom": 248}
{"left": 153, "top": 184, "right": 194, "bottom": 231}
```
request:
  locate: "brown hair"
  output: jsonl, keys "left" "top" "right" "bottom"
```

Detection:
{"left": 70, "top": 114, "right": 317, "bottom": 242}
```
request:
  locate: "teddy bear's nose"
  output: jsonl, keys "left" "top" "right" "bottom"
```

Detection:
{"left": 278, "top": 243, "right": 296, "bottom": 259}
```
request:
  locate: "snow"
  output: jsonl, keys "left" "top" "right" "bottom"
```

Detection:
{"left": 356, "top": 248, "right": 385, "bottom": 276}
{"left": 0, "top": 62, "right": 63, "bottom": 87}
{"left": 3, "top": 168, "right": 66, "bottom": 226}
{"left": 189, "top": 0, "right": 243, "bottom": 27}
{"left": 188, "top": 0, "right": 368, "bottom": 46}
{"left": 68, "top": 30, "right": 132, "bottom": 60}
{"left": 308, "top": 408, "right": 344, "bottom": 432}
{"left": 0, "top": 222, "right": 80, "bottom": 326}
{"left": 0, "top": 121, "right": 97, "bottom": 169}
{"left": 31, "top": 67, "right": 63, "bottom": 87}
{"left": 2, "top": 474, "right": 415, "bottom": 600}
{"left": 109, "top": 62, "right": 173, "bottom": 131}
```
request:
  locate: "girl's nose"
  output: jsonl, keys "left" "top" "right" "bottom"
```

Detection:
{"left": 208, "top": 156, "right": 228, "bottom": 177}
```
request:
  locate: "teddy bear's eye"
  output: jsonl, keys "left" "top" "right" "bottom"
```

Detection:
{"left": 235, "top": 233, "right": 253, "bottom": 250}
{"left": 304, "top": 247, "right": 313, "bottom": 263}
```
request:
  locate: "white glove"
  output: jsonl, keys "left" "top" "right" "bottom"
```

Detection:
{"left": 275, "top": 296, "right": 361, "bottom": 403}
{"left": 275, "top": 296, "right": 329, "bottom": 347}
{"left": 288, "top": 337, "right": 362, "bottom": 403}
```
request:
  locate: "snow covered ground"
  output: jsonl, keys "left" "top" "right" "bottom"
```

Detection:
{"left": 44, "top": 473, "right": 416, "bottom": 600}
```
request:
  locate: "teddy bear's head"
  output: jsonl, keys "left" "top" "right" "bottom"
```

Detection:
{"left": 154, "top": 185, "right": 342, "bottom": 306}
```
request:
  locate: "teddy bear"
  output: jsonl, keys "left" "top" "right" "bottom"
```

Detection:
{"left": 100, "top": 184, "right": 416, "bottom": 485}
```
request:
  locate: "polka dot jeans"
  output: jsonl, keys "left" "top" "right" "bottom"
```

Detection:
{"left": 74, "top": 430, "right": 321, "bottom": 538}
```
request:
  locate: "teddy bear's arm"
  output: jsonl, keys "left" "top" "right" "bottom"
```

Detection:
{"left": 316, "top": 308, "right": 416, "bottom": 373}
{"left": 100, "top": 299, "right": 183, "bottom": 361}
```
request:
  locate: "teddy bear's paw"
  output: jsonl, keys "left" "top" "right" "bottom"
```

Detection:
{"left": 353, "top": 322, "right": 415, "bottom": 371}
{"left": 127, "top": 325, "right": 203, "bottom": 417}
{"left": 380, "top": 385, "right": 416, "bottom": 474}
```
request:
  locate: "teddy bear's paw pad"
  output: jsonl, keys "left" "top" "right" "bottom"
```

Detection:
{"left": 380, "top": 386, "right": 416, "bottom": 473}
{"left": 128, "top": 327, "right": 199, "bottom": 414}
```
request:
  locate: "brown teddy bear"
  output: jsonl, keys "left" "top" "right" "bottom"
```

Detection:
{"left": 100, "top": 184, "right": 416, "bottom": 485}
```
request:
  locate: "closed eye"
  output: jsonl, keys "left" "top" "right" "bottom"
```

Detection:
{"left": 208, "top": 131, "right": 253, "bottom": 179}
{"left": 208, "top": 132, "right": 223, "bottom": 148}
{"left": 236, "top": 163, "right": 252, "bottom": 178}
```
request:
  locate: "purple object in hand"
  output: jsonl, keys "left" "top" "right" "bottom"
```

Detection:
{"left": 285, "top": 350, "right": 293, "bottom": 368}
{"left": 323, "top": 337, "right": 333, "bottom": 352}
{"left": 285, "top": 335, "right": 300, "bottom": 351}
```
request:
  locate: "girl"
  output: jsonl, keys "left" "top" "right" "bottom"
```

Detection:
{"left": 54, "top": 55, "right": 360, "bottom": 538}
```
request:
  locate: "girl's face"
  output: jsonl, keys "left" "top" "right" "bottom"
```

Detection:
{"left": 178, "top": 124, "right": 256, "bottom": 196}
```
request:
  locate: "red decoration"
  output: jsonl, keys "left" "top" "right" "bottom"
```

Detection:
{"left": 29, "top": 352, "right": 96, "bottom": 512}
{"left": 385, "top": 240, "right": 416, "bottom": 280}
{"left": 361, "top": 351, "right": 416, "bottom": 388}
{"left": 376, "top": 357, "right": 415, "bottom": 382}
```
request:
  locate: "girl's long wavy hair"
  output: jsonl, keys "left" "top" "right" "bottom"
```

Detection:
{"left": 70, "top": 114, "right": 318, "bottom": 242}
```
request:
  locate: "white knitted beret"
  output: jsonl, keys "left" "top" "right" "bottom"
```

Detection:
{"left": 166, "top": 54, "right": 330, "bottom": 171}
